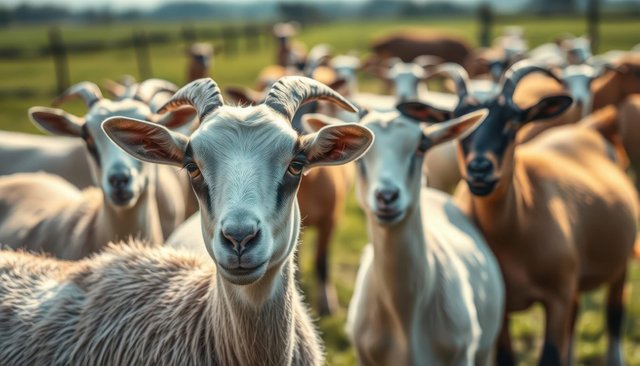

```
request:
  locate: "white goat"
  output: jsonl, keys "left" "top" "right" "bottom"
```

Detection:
{"left": 0, "top": 76, "right": 373, "bottom": 365}
{"left": 329, "top": 108, "right": 503, "bottom": 365}
{"left": 0, "top": 81, "right": 192, "bottom": 259}
{"left": 0, "top": 80, "right": 193, "bottom": 238}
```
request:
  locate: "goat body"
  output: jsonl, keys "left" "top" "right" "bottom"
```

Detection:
{"left": 0, "top": 243, "right": 321, "bottom": 365}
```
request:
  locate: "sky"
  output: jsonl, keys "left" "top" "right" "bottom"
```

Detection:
{"left": 2, "top": 0, "right": 475, "bottom": 12}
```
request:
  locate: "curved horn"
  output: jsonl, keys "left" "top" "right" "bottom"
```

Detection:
{"left": 156, "top": 78, "right": 224, "bottom": 121}
{"left": 134, "top": 78, "right": 179, "bottom": 103}
{"left": 427, "top": 62, "right": 469, "bottom": 102}
{"left": 263, "top": 76, "right": 357, "bottom": 121}
{"left": 500, "top": 60, "right": 562, "bottom": 107}
{"left": 52, "top": 81, "right": 103, "bottom": 108}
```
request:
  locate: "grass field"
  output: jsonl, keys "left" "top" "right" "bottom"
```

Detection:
{"left": 1, "top": 15, "right": 640, "bottom": 365}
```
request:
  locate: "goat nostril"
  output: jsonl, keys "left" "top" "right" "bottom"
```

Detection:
{"left": 108, "top": 173, "right": 130, "bottom": 189}
{"left": 375, "top": 188, "right": 400, "bottom": 205}
{"left": 221, "top": 224, "right": 260, "bottom": 253}
{"left": 468, "top": 158, "right": 493, "bottom": 176}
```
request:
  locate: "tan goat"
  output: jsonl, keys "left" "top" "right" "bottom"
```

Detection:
{"left": 399, "top": 61, "right": 638, "bottom": 366}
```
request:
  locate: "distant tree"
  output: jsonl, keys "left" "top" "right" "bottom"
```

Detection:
{"left": 278, "top": 3, "right": 325, "bottom": 24}
{"left": 532, "top": 0, "right": 576, "bottom": 15}
{"left": 0, "top": 7, "right": 12, "bottom": 27}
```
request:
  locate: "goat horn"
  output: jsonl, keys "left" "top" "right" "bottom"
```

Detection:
{"left": 263, "top": 76, "right": 357, "bottom": 121}
{"left": 156, "top": 78, "right": 223, "bottom": 121}
{"left": 52, "top": 81, "right": 103, "bottom": 108}
{"left": 427, "top": 63, "right": 469, "bottom": 103}
{"left": 500, "top": 60, "right": 562, "bottom": 107}
{"left": 134, "top": 78, "right": 179, "bottom": 103}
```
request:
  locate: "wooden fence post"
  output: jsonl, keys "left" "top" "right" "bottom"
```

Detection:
{"left": 133, "top": 30, "right": 152, "bottom": 79}
{"left": 587, "top": 0, "right": 599, "bottom": 54}
{"left": 478, "top": 4, "right": 493, "bottom": 48}
{"left": 222, "top": 26, "right": 237, "bottom": 57}
{"left": 48, "top": 27, "right": 69, "bottom": 95}
{"left": 245, "top": 25, "right": 260, "bottom": 52}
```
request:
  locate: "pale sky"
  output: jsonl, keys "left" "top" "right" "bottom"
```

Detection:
{"left": 3, "top": 0, "right": 473, "bottom": 12}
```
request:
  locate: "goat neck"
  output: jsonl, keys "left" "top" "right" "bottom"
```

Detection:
{"left": 592, "top": 70, "right": 623, "bottom": 110}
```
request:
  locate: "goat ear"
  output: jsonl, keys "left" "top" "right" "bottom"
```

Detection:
{"left": 422, "top": 109, "right": 487, "bottom": 149}
{"left": 396, "top": 101, "right": 454, "bottom": 123}
{"left": 328, "top": 78, "right": 347, "bottom": 92}
{"left": 28, "top": 106, "right": 84, "bottom": 137}
{"left": 153, "top": 105, "right": 197, "bottom": 130}
{"left": 301, "top": 123, "right": 374, "bottom": 169}
{"left": 301, "top": 113, "right": 345, "bottom": 133}
{"left": 102, "top": 117, "right": 188, "bottom": 167}
{"left": 521, "top": 95, "right": 573, "bottom": 123}
{"left": 225, "top": 86, "right": 263, "bottom": 106}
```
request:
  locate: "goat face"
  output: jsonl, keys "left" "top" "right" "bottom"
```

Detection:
{"left": 388, "top": 62, "right": 425, "bottom": 102}
{"left": 84, "top": 99, "right": 152, "bottom": 208}
{"left": 28, "top": 97, "right": 155, "bottom": 209}
{"left": 398, "top": 61, "right": 573, "bottom": 197}
{"left": 398, "top": 60, "right": 573, "bottom": 196}
{"left": 305, "top": 109, "right": 485, "bottom": 226}
{"left": 104, "top": 77, "right": 373, "bottom": 286}
{"left": 556, "top": 64, "right": 600, "bottom": 118}
{"left": 356, "top": 111, "right": 423, "bottom": 224}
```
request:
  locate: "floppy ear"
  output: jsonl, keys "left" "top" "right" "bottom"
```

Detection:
{"left": 28, "top": 106, "right": 84, "bottom": 137}
{"left": 396, "top": 101, "right": 454, "bottom": 123}
{"left": 102, "top": 117, "right": 188, "bottom": 167}
{"left": 421, "top": 109, "right": 487, "bottom": 150}
{"left": 301, "top": 113, "right": 345, "bottom": 133}
{"left": 301, "top": 123, "right": 374, "bottom": 169}
{"left": 153, "top": 105, "right": 198, "bottom": 130}
{"left": 521, "top": 95, "right": 573, "bottom": 123}
{"left": 328, "top": 78, "right": 347, "bottom": 92}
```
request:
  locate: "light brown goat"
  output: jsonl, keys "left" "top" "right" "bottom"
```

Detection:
{"left": 399, "top": 61, "right": 638, "bottom": 366}
{"left": 369, "top": 31, "right": 471, "bottom": 67}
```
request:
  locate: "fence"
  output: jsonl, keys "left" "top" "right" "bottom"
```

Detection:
{"left": 0, "top": 23, "right": 273, "bottom": 97}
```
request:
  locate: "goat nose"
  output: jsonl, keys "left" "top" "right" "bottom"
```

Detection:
{"left": 375, "top": 188, "right": 400, "bottom": 205}
{"left": 221, "top": 221, "right": 260, "bottom": 254}
{"left": 468, "top": 158, "right": 493, "bottom": 176}
{"left": 108, "top": 171, "right": 131, "bottom": 189}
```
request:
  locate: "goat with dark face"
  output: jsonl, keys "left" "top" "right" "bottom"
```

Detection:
{"left": 399, "top": 60, "right": 638, "bottom": 366}
{"left": 400, "top": 61, "right": 572, "bottom": 196}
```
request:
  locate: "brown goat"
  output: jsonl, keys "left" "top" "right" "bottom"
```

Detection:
{"left": 398, "top": 61, "right": 638, "bottom": 366}
{"left": 592, "top": 53, "right": 640, "bottom": 110}
{"left": 618, "top": 95, "right": 640, "bottom": 191}
{"left": 186, "top": 43, "right": 213, "bottom": 83}
{"left": 369, "top": 31, "right": 471, "bottom": 68}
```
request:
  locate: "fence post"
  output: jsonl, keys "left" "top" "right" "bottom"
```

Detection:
{"left": 478, "top": 4, "right": 493, "bottom": 48}
{"left": 133, "top": 30, "right": 152, "bottom": 79}
{"left": 48, "top": 27, "right": 69, "bottom": 95}
{"left": 587, "top": 0, "right": 599, "bottom": 54}
{"left": 222, "top": 26, "right": 237, "bottom": 57}
{"left": 245, "top": 25, "right": 260, "bottom": 52}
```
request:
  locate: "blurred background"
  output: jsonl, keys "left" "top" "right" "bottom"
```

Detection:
{"left": 0, "top": 0, "right": 639, "bottom": 364}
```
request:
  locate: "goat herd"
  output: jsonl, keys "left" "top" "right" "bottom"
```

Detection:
{"left": 0, "top": 23, "right": 639, "bottom": 366}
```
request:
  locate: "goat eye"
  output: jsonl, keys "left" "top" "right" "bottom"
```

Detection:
{"left": 287, "top": 160, "right": 305, "bottom": 176}
{"left": 185, "top": 162, "right": 201, "bottom": 179}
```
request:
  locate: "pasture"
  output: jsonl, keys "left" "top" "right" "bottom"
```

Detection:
{"left": 1, "top": 15, "right": 639, "bottom": 365}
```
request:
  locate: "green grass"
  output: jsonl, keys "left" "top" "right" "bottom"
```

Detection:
{"left": 1, "top": 15, "right": 640, "bottom": 365}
